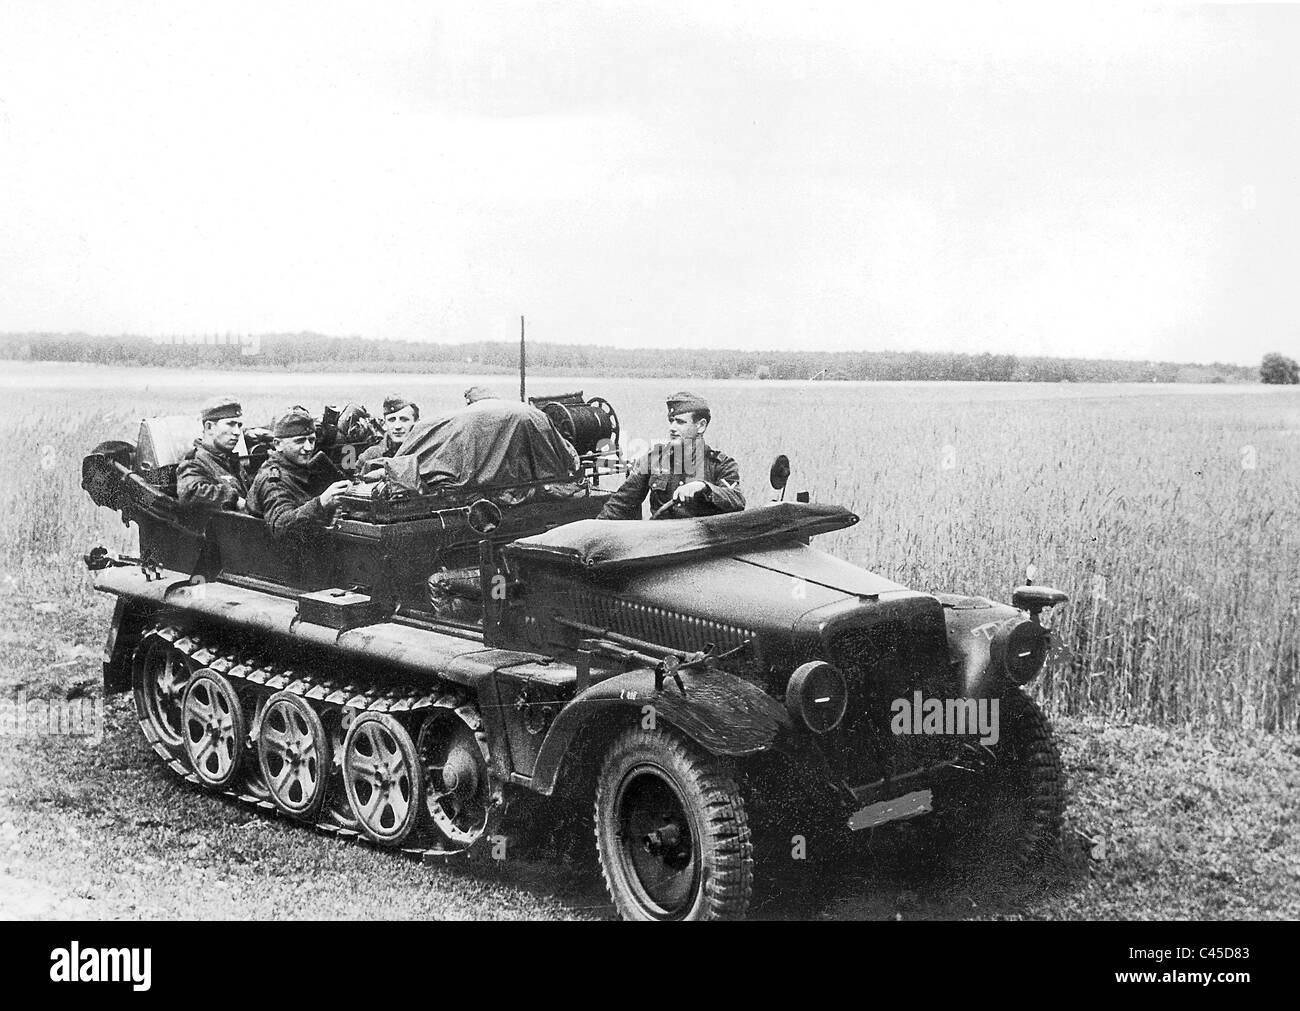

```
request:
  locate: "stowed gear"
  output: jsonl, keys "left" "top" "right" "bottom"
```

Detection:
{"left": 129, "top": 624, "right": 502, "bottom": 860}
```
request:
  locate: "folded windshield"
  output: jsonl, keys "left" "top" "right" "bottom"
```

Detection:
{"left": 504, "top": 501, "right": 859, "bottom": 573}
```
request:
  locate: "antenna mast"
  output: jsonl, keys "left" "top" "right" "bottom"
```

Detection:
{"left": 519, "top": 315, "right": 526, "bottom": 403}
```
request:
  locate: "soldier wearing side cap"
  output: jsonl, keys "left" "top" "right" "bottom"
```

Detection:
{"left": 177, "top": 395, "right": 248, "bottom": 512}
{"left": 357, "top": 394, "right": 420, "bottom": 468}
{"left": 596, "top": 391, "right": 745, "bottom": 520}
{"left": 246, "top": 408, "right": 352, "bottom": 541}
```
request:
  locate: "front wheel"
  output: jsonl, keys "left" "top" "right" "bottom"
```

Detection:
{"left": 926, "top": 689, "right": 1065, "bottom": 894}
{"left": 594, "top": 728, "right": 753, "bottom": 921}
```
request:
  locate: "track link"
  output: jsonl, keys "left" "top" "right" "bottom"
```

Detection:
{"left": 135, "top": 624, "right": 499, "bottom": 863}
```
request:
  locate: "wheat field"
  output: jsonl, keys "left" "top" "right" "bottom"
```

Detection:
{"left": 2, "top": 363, "right": 1297, "bottom": 732}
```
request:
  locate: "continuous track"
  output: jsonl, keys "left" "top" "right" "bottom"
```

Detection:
{"left": 133, "top": 624, "right": 498, "bottom": 862}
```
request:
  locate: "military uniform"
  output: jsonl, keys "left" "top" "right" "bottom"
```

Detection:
{"left": 598, "top": 390, "right": 744, "bottom": 520}
{"left": 177, "top": 395, "right": 247, "bottom": 511}
{"left": 247, "top": 450, "right": 335, "bottom": 541}
{"left": 177, "top": 442, "right": 247, "bottom": 511}
{"left": 598, "top": 443, "right": 744, "bottom": 520}
{"left": 358, "top": 393, "right": 418, "bottom": 468}
{"left": 357, "top": 434, "right": 401, "bottom": 466}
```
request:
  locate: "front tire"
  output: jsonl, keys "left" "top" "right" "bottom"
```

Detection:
{"left": 927, "top": 689, "right": 1065, "bottom": 893}
{"left": 594, "top": 727, "right": 753, "bottom": 921}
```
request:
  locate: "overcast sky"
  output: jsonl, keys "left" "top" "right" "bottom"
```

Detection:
{"left": 0, "top": 2, "right": 1295, "bottom": 364}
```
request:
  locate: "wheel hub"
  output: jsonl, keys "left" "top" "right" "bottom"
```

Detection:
{"left": 643, "top": 822, "right": 685, "bottom": 860}
{"left": 440, "top": 747, "right": 479, "bottom": 799}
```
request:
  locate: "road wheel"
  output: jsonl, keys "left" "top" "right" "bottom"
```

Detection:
{"left": 181, "top": 670, "right": 247, "bottom": 790}
{"left": 258, "top": 691, "right": 332, "bottom": 819}
{"left": 594, "top": 727, "right": 752, "bottom": 921}
{"left": 928, "top": 689, "right": 1065, "bottom": 893}
{"left": 342, "top": 713, "right": 422, "bottom": 846}
{"left": 133, "top": 636, "right": 193, "bottom": 761}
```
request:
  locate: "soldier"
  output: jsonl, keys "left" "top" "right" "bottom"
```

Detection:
{"left": 246, "top": 408, "right": 352, "bottom": 541}
{"left": 358, "top": 393, "right": 420, "bottom": 468}
{"left": 177, "top": 395, "right": 248, "bottom": 512}
{"left": 596, "top": 391, "right": 745, "bottom": 520}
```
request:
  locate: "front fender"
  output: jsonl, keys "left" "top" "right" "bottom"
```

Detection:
{"left": 939, "top": 597, "right": 1022, "bottom": 698}
{"left": 528, "top": 666, "right": 793, "bottom": 795}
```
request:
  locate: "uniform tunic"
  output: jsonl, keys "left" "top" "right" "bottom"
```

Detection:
{"left": 176, "top": 441, "right": 247, "bottom": 511}
{"left": 246, "top": 450, "right": 334, "bottom": 541}
{"left": 357, "top": 434, "right": 400, "bottom": 467}
{"left": 596, "top": 442, "right": 744, "bottom": 520}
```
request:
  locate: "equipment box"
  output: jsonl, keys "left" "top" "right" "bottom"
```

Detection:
{"left": 296, "top": 588, "right": 381, "bottom": 630}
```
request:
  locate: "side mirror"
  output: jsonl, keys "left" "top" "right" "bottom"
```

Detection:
{"left": 769, "top": 454, "right": 791, "bottom": 494}
{"left": 467, "top": 499, "right": 502, "bottom": 535}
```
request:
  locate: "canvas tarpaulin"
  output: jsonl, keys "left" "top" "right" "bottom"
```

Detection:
{"left": 502, "top": 501, "right": 859, "bottom": 573}
{"left": 383, "top": 399, "right": 584, "bottom": 498}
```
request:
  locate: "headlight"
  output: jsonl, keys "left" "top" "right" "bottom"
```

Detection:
{"left": 991, "top": 618, "right": 1050, "bottom": 685}
{"left": 785, "top": 661, "right": 848, "bottom": 734}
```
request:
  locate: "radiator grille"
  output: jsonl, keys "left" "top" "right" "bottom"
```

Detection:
{"left": 826, "top": 602, "right": 955, "bottom": 782}
{"left": 571, "top": 587, "right": 755, "bottom": 653}
{"left": 828, "top": 603, "right": 950, "bottom": 692}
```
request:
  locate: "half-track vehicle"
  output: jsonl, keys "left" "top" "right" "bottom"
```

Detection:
{"left": 82, "top": 392, "right": 1068, "bottom": 921}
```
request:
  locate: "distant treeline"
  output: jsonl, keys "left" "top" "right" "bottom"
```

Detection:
{"left": 0, "top": 332, "right": 1257, "bottom": 383}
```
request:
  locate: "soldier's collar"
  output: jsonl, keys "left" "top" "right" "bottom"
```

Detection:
{"left": 195, "top": 438, "right": 235, "bottom": 458}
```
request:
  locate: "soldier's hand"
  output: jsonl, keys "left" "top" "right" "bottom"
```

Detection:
{"left": 235, "top": 497, "right": 246, "bottom": 512}
{"left": 319, "top": 480, "right": 352, "bottom": 508}
{"left": 672, "top": 481, "right": 708, "bottom": 503}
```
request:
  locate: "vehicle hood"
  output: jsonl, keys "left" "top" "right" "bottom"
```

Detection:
{"left": 731, "top": 543, "right": 906, "bottom": 598}
{"left": 608, "top": 542, "right": 909, "bottom": 636}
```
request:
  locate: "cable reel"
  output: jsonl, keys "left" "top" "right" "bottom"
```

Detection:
{"left": 531, "top": 392, "right": 620, "bottom": 456}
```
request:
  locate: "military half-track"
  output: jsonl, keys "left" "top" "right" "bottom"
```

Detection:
{"left": 81, "top": 393, "right": 1069, "bottom": 921}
